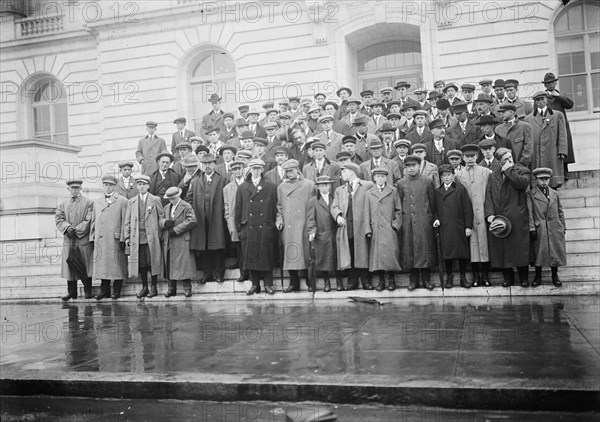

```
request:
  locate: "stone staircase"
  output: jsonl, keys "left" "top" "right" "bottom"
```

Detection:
{"left": 1, "top": 172, "right": 598, "bottom": 300}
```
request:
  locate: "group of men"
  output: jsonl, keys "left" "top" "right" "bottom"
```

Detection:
{"left": 57, "top": 72, "right": 571, "bottom": 298}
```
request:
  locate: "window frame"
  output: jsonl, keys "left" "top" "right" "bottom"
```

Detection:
{"left": 30, "top": 78, "right": 69, "bottom": 144}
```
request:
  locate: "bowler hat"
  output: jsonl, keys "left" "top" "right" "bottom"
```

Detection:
{"left": 395, "top": 81, "right": 411, "bottom": 90}
{"left": 219, "top": 145, "right": 237, "bottom": 156}
{"left": 493, "top": 79, "right": 505, "bottom": 88}
{"left": 253, "top": 137, "right": 268, "bottom": 146}
{"left": 155, "top": 150, "right": 174, "bottom": 162}
{"left": 368, "top": 139, "right": 384, "bottom": 149}
{"left": 490, "top": 215, "right": 512, "bottom": 239}
{"left": 195, "top": 145, "right": 210, "bottom": 155}
{"left": 163, "top": 187, "right": 182, "bottom": 199}
{"left": 542, "top": 73, "right": 558, "bottom": 84}
{"left": 498, "top": 103, "right": 516, "bottom": 112}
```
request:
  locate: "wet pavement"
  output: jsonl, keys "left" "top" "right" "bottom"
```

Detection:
{"left": 1, "top": 296, "right": 599, "bottom": 413}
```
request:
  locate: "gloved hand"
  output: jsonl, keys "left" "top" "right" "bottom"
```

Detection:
{"left": 530, "top": 231, "right": 537, "bottom": 241}
{"left": 119, "top": 241, "right": 126, "bottom": 251}
{"left": 168, "top": 229, "right": 177, "bottom": 237}
{"left": 164, "top": 220, "right": 175, "bottom": 229}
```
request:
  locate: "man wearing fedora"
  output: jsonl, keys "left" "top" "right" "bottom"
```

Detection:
{"left": 136, "top": 121, "right": 167, "bottom": 176}
{"left": 398, "top": 102, "right": 417, "bottom": 134}
{"left": 124, "top": 174, "right": 165, "bottom": 299}
{"left": 90, "top": 175, "right": 129, "bottom": 300}
{"left": 55, "top": 179, "right": 94, "bottom": 301}
{"left": 475, "top": 115, "right": 513, "bottom": 163}
{"left": 200, "top": 93, "right": 225, "bottom": 142}
{"left": 543, "top": 72, "right": 575, "bottom": 176}
{"left": 495, "top": 103, "right": 533, "bottom": 167}
{"left": 366, "top": 102, "right": 388, "bottom": 134}
{"left": 185, "top": 155, "right": 227, "bottom": 283}
{"left": 115, "top": 161, "right": 138, "bottom": 199}
{"left": 471, "top": 94, "right": 500, "bottom": 138}
{"left": 424, "top": 118, "right": 461, "bottom": 168}
{"left": 485, "top": 147, "right": 532, "bottom": 288}
{"left": 395, "top": 81, "right": 419, "bottom": 110}
{"left": 339, "top": 97, "right": 364, "bottom": 136}
{"left": 149, "top": 150, "right": 183, "bottom": 206}
{"left": 442, "top": 82, "right": 461, "bottom": 107}
{"left": 215, "top": 145, "right": 237, "bottom": 181}
{"left": 524, "top": 91, "right": 568, "bottom": 188}
{"left": 334, "top": 87, "right": 352, "bottom": 120}
{"left": 161, "top": 187, "right": 197, "bottom": 297}
{"left": 527, "top": 167, "right": 566, "bottom": 287}
{"left": 379, "top": 122, "right": 399, "bottom": 159}
{"left": 314, "top": 114, "right": 344, "bottom": 162}
{"left": 178, "top": 154, "right": 202, "bottom": 198}
{"left": 172, "top": 117, "right": 196, "bottom": 161}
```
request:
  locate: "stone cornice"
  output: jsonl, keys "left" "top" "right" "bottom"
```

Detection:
{"left": 0, "top": 139, "right": 82, "bottom": 154}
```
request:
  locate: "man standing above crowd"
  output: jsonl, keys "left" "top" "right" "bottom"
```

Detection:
{"left": 498, "top": 80, "right": 533, "bottom": 117}
{"left": 172, "top": 117, "right": 195, "bottom": 161}
{"left": 115, "top": 161, "right": 138, "bottom": 199}
{"left": 495, "top": 103, "right": 533, "bottom": 167}
{"left": 425, "top": 119, "right": 460, "bottom": 168}
{"left": 136, "top": 121, "right": 167, "bottom": 176}
{"left": 201, "top": 94, "right": 225, "bottom": 142}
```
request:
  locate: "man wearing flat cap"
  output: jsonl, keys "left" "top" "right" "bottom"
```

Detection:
{"left": 314, "top": 114, "right": 344, "bottom": 161}
{"left": 448, "top": 102, "right": 478, "bottom": 146}
{"left": 367, "top": 102, "right": 388, "bottom": 134}
{"left": 338, "top": 97, "right": 364, "bottom": 136}
{"left": 220, "top": 112, "right": 237, "bottom": 144}
{"left": 172, "top": 141, "right": 194, "bottom": 177}
{"left": 497, "top": 79, "right": 533, "bottom": 117}
{"left": 302, "top": 142, "right": 341, "bottom": 192}
{"left": 406, "top": 110, "right": 432, "bottom": 145}
{"left": 359, "top": 139, "right": 401, "bottom": 186}
{"left": 475, "top": 115, "right": 513, "bottom": 164}
{"left": 264, "top": 146, "right": 289, "bottom": 187}
{"left": 460, "top": 84, "right": 476, "bottom": 116}
{"left": 56, "top": 179, "right": 94, "bottom": 301}
{"left": 350, "top": 115, "right": 379, "bottom": 162}
{"left": 484, "top": 147, "right": 532, "bottom": 288}
{"left": 543, "top": 72, "right": 575, "bottom": 174}
{"left": 495, "top": 103, "right": 533, "bottom": 167}
{"left": 115, "top": 161, "right": 138, "bottom": 199}
{"left": 223, "top": 160, "right": 249, "bottom": 283}
{"left": 424, "top": 118, "right": 461, "bottom": 168}
{"left": 200, "top": 94, "right": 225, "bottom": 143}
{"left": 359, "top": 89, "right": 374, "bottom": 116}
{"left": 186, "top": 155, "right": 227, "bottom": 283}
{"left": 136, "top": 121, "right": 167, "bottom": 176}
{"left": 149, "top": 150, "right": 183, "bottom": 206}
{"left": 90, "top": 175, "right": 129, "bottom": 300}
{"left": 172, "top": 117, "right": 196, "bottom": 162}
{"left": 524, "top": 91, "right": 568, "bottom": 188}
{"left": 414, "top": 89, "right": 431, "bottom": 112}
{"left": 478, "top": 79, "right": 497, "bottom": 103}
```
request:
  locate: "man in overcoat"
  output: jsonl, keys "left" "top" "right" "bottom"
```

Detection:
{"left": 424, "top": 118, "right": 461, "bottom": 167}
{"left": 495, "top": 103, "right": 533, "bottom": 167}
{"left": 223, "top": 160, "right": 249, "bottom": 282}
{"left": 302, "top": 142, "right": 341, "bottom": 192}
{"left": 115, "top": 161, "right": 138, "bottom": 199}
{"left": 484, "top": 147, "right": 532, "bottom": 288}
{"left": 171, "top": 117, "right": 196, "bottom": 161}
{"left": 524, "top": 91, "right": 568, "bottom": 188}
{"left": 235, "top": 159, "right": 279, "bottom": 295}
{"left": 543, "top": 73, "right": 575, "bottom": 174}
{"left": 90, "top": 175, "right": 129, "bottom": 300}
{"left": 55, "top": 179, "right": 94, "bottom": 301}
{"left": 149, "top": 151, "right": 183, "bottom": 206}
{"left": 331, "top": 162, "right": 374, "bottom": 290}
{"left": 136, "top": 121, "right": 167, "bottom": 176}
{"left": 124, "top": 175, "right": 164, "bottom": 298}
{"left": 359, "top": 139, "right": 402, "bottom": 186}
{"left": 200, "top": 94, "right": 225, "bottom": 142}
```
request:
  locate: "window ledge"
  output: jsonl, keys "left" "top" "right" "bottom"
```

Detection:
{"left": 0, "top": 138, "right": 81, "bottom": 154}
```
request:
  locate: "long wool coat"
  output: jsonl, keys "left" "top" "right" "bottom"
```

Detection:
{"left": 364, "top": 185, "right": 402, "bottom": 271}
{"left": 524, "top": 109, "right": 567, "bottom": 188}
{"left": 277, "top": 177, "right": 315, "bottom": 270}
{"left": 185, "top": 171, "right": 226, "bottom": 251}
{"left": 495, "top": 119, "right": 533, "bottom": 167}
{"left": 90, "top": 193, "right": 128, "bottom": 280}
{"left": 223, "top": 179, "right": 242, "bottom": 242}
{"left": 135, "top": 136, "right": 167, "bottom": 176}
{"left": 161, "top": 200, "right": 197, "bottom": 280}
{"left": 124, "top": 193, "right": 164, "bottom": 278}
{"left": 434, "top": 181, "right": 474, "bottom": 260}
{"left": 484, "top": 164, "right": 532, "bottom": 268}
{"left": 331, "top": 179, "right": 374, "bottom": 270}
{"left": 306, "top": 194, "right": 337, "bottom": 272}
{"left": 397, "top": 175, "right": 436, "bottom": 269}
{"left": 547, "top": 91, "right": 575, "bottom": 164}
{"left": 456, "top": 165, "right": 492, "bottom": 262}
{"left": 527, "top": 186, "right": 567, "bottom": 267}
{"left": 235, "top": 175, "right": 279, "bottom": 271}
{"left": 55, "top": 195, "right": 94, "bottom": 280}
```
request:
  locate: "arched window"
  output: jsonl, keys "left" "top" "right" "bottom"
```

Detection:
{"left": 554, "top": 0, "right": 600, "bottom": 113}
{"left": 31, "top": 78, "right": 69, "bottom": 144}
{"left": 190, "top": 50, "right": 236, "bottom": 133}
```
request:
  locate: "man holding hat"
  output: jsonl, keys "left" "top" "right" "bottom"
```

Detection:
{"left": 172, "top": 117, "right": 196, "bottom": 161}
{"left": 524, "top": 91, "right": 568, "bottom": 188}
{"left": 223, "top": 160, "right": 249, "bottom": 283}
{"left": 115, "top": 161, "right": 138, "bottom": 199}
{"left": 411, "top": 143, "right": 440, "bottom": 188}
{"left": 359, "top": 139, "right": 401, "bottom": 186}
{"left": 543, "top": 72, "right": 575, "bottom": 173}
{"left": 495, "top": 103, "right": 533, "bottom": 167}
{"left": 331, "top": 162, "right": 374, "bottom": 290}
{"left": 90, "top": 175, "right": 129, "bottom": 300}
{"left": 351, "top": 115, "right": 379, "bottom": 161}
{"left": 178, "top": 154, "right": 202, "bottom": 198}
{"left": 498, "top": 79, "right": 533, "bottom": 117}
{"left": 136, "top": 121, "right": 167, "bottom": 176}
{"left": 424, "top": 118, "right": 461, "bottom": 168}
{"left": 55, "top": 179, "right": 94, "bottom": 301}
{"left": 200, "top": 94, "right": 225, "bottom": 142}
{"left": 124, "top": 174, "right": 165, "bottom": 298}
{"left": 228, "top": 117, "right": 249, "bottom": 150}
{"left": 448, "top": 102, "right": 478, "bottom": 146}
{"left": 161, "top": 187, "right": 197, "bottom": 297}
{"left": 456, "top": 144, "right": 493, "bottom": 286}
{"left": 149, "top": 150, "right": 183, "bottom": 206}
{"left": 433, "top": 80, "right": 445, "bottom": 95}
{"left": 527, "top": 167, "right": 566, "bottom": 287}
{"left": 277, "top": 159, "right": 316, "bottom": 292}
{"left": 314, "top": 114, "right": 343, "bottom": 161}
{"left": 235, "top": 159, "right": 279, "bottom": 295}
{"left": 484, "top": 147, "right": 532, "bottom": 288}
{"left": 472, "top": 94, "right": 499, "bottom": 134}
{"left": 185, "top": 155, "right": 227, "bottom": 283}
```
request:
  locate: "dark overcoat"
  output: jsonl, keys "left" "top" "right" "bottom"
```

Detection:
{"left": 235, "top": 175, "right": 279, "bottom": 271}
{"left": 185, "top": 171, "right": 226, "bottom": 251}
{"left": 527, "top": 186, "right": 567, "bottom": 267}
{"left": 397, "top": 175, "right": 436, "bottom": 269}
{"left": 306, "top": 194, "right": 337, "bottom": 272}
{"left": 55, "top": 195, "right": 94, "bottom": 280}
{"left": 484, "top": 164, "right": 532, "bottom": 268}
{"left": 161, "top": 199, "right": 197, "bottom": 280}
{"left": 434, "top": 181, "right": 474, "bottom": 260}
{"left": 90, "top": 193, "right": 128, "bottom": 280}
{"left": 364, "top": 185, "right": 402, "bottom": 271}
{"left": 547, "top": 91, "right": 575, "bottom": 164}
{"left": 495, "top": 119, "right": 533, "bottom": 167}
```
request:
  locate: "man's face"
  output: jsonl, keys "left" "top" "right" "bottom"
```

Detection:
{"left": 168, "top": 196, "right": 180, "bottom": 206}
{"left": 293, "top": 132, "right": 305, "bottom": 145}
{"left": 322, "top": 120, "right": 333, "bottom": 131}
{"left": 67, "top": 185, "right": 81, "bottom": 197}
{"left": 222, "top": 150, "right": 234, "bottom": 162}
{"left": 250, "top": 166, "right": 262, "bottom": 178}
{"left": 242, "top": 138, "right": 254, "bottom": 150}
{"left": 178, "top": 147, "right": 190, "bottom": 159}
{"left": 324, "top": 105, "right": 336, "bottom": 115}
{"left": 505, "top": 87, "right": 517, "bottom": 100}
{"left": 456, "top": 111, "right": 468, "bottom": 123}
{"left": 445, "top": 87, "right": 457, "bottom": 98}
{"left": 413, "top": 149, "right": 426, "bottom": 160}
{"left": 434, "top": 84, "right": 444, "bottom": 94}
{"left": 363, "top": 95, "right": 373, "bottom": 105}
{"left": 389, "top": 104, "right": 400, "bottom": 114}
{"left": 463, "top": 90, "right": 473, "bottom": 101}
{"left": 285, "top": 167, "right": 299, "bottom": 180}
{"left": 280, "top": 117, "right": 291, "bottom": 127}
{"left": 431, "top": 127, "right": 445, "bottom": 138}
{"left": 405, "top": 162, "right": 420, "bottom": 176}
{"left": 315, "top": 95, "right": 325, "bottom": 106}
{"left": 344, "top": 142, "right": 356, "bottom": 154}
{"left": 370, "top": 146, "right": 383, "bottom": 158}
{"left": 341, "top": 168, "right": 354, "bottom": 182}
{"left": 415, "top": 115, "right": 426, "bottom": 127}
{"left": 396, "top": 145, "right": 409, "bottom": 157}
{"left": 248, "top": 113, "right": 259, "bottom": 123}
{"left": 477, "top": 102, "right": 490, "bottom": 114}
{"left": 381, "top": 91, "right": 392, "bottom": 101}
{"left": 279, "top": 104, "right": 289, "bottom": 112}
{"left": 232, "top": 166, "right": 244, "bottom": 178}
{"left": 236, "top": 125, "right": 248, "bottom": 136}
{"left": 499, "top": 151, "right": 514, "bottom": 166}
{"left": 338, "top": 90, "right": 350, "bottom": 100}
{"left": 347, "top": 102, "right": 358, "bottom": 113}
{"left": 441, "top": 171, "right": 454, "bottom": 184}
{"left": 224, "top": 117, "right": 233, "bottom": 128}
{"left": 481, "top": 83, "right": 492, "bottom": 94}
{"left": 404, "top": 108, "right": 415, "bottom": 119}
{"left": 265, "top": 127, "right": 277, "bottom": 138}
{"left": 357, "top": 123, "right": 368, "bottom": 135}
{"left": 389, "top": 117, "right": 400, "bottom": 128}
{"left": 146, "top": 125, "right": 157, "bottom": 136}
{"left": 254, "top": 144, "right": 266, "bottom": 155}
{"left": 536, "top": 176, "right": 551, "bottom": 189}
{"left": 396, "top": 87, "right": 407, "bottom": 98}
{"left": 159, "top": 157, "right": 171, "bottom": 171}
{"left": 310, "top": 110, "right": 320, "bottom": 120}
{"left": 544, "top": 81, "right": 557, "bottom": 91}
{"left": 204, "top": 162, "right": 216, "bottom": 174}
{"left": 120, "top": 166, "right": 133, "bottom": 178}
{"left": 534, "top": 97, "right": 548, "bottom": 109}
{"left": 176, "top": 122, "right": 185, "bottom": 131}
{"left": 481, "top": 147, "right": 495, "bottom": 160}
{"left": 317, "top": 184, "right": 331, "bottom": 195}
{"left": 464, "top": 153, "right": 478, "bottom": 167}
{"left": 103, "top": 182, "right": 115, "bottom": 195}
{"left": 290, "top": 100, "right": 300, "bottom": 110}
{"left": 268, "top": 113, "right": 278, "bottom": 122}
{"left": 481, "top": 124, "right": 494, "bottom": 136}
{"left": 416, "top": 92, "right": 426, "bottom": 102}
{"left": 313, "top": 147, "right": 325, "bottom": 160}
{"left": 137, "top": 182, "right": 149, "bottom": 194}
{"left": 275, "top": 153, "right": 288, "bottom": 165}
{"left": 208, "top": 132, "right": 219, "bottom": 144}
{"left": 302, "top": 103, "right": 311, "bottom": 113}
{"left": 382, "top": 132, "right": 393, "bottom": 142}
{"left": 448, "top": 156, "right": 462, "bottom": 169}
{"left": 495, "top": 87, "right": 505, "bottom": 99}
{"left": 372, "top": 105, "right": 383, "bottom": 115}
{"left": 240, "top": 111, "right": 248, "bottom": 119}
{"left": 212, "top": 101, "right": 221, "bottom": 111}
{"left": 185, "top": 165, "right": 198, "bottom": 175}
{"left": 374, "top": 173, "right": 387, "bottom": 186}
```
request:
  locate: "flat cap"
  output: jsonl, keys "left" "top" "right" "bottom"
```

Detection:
{"left": 223, "top": 112, "right": 235, "bottom": 120}
{"left": 532, "top": 91, "right": 549, "bottom": 100}
{"left": 342, "top": 135, "right": 356, "bottom": 145}
{"left": 248, "top": 159, "right": 265, "bottom": 168}
{"left": 498, "top": 103, "right": 516, "bottom": 112}
{"left": 394, "top": 139, "right": 411, "bottom": 149}
{"left": 263, "top": 121, "right": 278, "bottom": 130}
{"left": 182, "top": 155, "right": 199, "bottom": 167}
{"left": 315, "top": 175, "right": 334, "bottom": 184}
{"left": 428, "top": 118, "right": 445, "bottom": 130}
{"left": 371, "top": 167, "right": 389, "bottom": 176}
{"left": 262, "top": 101, "right": 274, "bottom": 109}
{"left": 240, "top": 130, "right": 255, "bottom": 140}
{"left": 438, "top": 164, "right": 455, "bottom": 174}
{"left": 118, "top": 161, "right": 135, "bottom": 168}
{"left": 200, "top": 155, "right": 217, "bottom": 164}
{"left": 478, "top": 138, "right": 497, "bottom": 148}
{"left": 135, "top": 175, "right": 151, "bottom": 184}
{"left": 447, "top": 149, "right": 463, "bottom": 159}
{"left": 317, "top": 114, "right": 334, "bottom": 124}
{"left": 475, "top": 94, "right": 494, "bottom": 104}
{"left": 247, "top": 108, "right": 260, "bottom": 116}
{"left": 460, "top": 144, "right": 480, "bottom": 155}
{"left": 238, "top": 105, "right": 250, "bottom": 112}
{"left": 66, "top": 179, "right": 83, "bottom": 187}
{"left": 360, "top": 90, "right": 374, "bottom": 97}
{"left": 479, "top": 79, "right": 493, "bottom": 86}
{"left": 281, "top": 159, "right": 300, "bottom": 170}
{"left": 273, "top": 146, "right": 290, "bottom": 156}
{"left": 532, "top": 167, "right": 553, "bottom": 178}
{"left": 411, "top": 143, "right": 427, "bottom": 152}
{"left": 404, "top": 154, "right": 422, "bottom": 165}
{"left": 146, "top": 120, "right": 158, "bottom": 127}
{"left": 412, "top": 110, "right": 428, "bottom": 118}
{"left": 236, "top": 150, "right": 253, "bottom": 159}
{"left": 340, "top": 162, "right": 360, "bottom": 175}
{"left": 173, "top": 117, "right": 186, "bottom": 124}
{"left": 253, "top": 137, "right": 268, "bottom": 146}
{"left": 311, "top": 141, "right": 327, "bottom": 150}
{"left": 433, "top": 80, "right": 445, "bottom": 87}
{"left": 175, "top": 141, "right": 192, "bottom": 150}
{"left": 461, "top": 84, "right": 476, "bottom": 92}
{"left": 335, "top": 151, "right": 352, "bottom": 160}
{"left": 230, "top": 160, "right": 245, "bottom": 168}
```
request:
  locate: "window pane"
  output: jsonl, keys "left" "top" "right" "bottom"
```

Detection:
{"left": 556, "top": 37, "right": 585, "bottom": 75}
{"left": 561, "top": 75, "right": 589, "bottom": 112}
{"left": 555, "top": 11, "right": 568, "bottom": 33}
{"left": 53, "top": 102, "right": 68, "bottom": 133}
{"left": 33, "top": 105, "right": 50, "bottom": 134}
{"left": 590, "top": 33, "right": 600, "bottom": 71}
{"left": 54, "top": 133, "right": 69, "bottom": 145}
{"left": 568, "top": 4, "right": 584, "bottom": 32}
{"left": 213, "top": 52, "right": 234, "bottom": 75}
{"left": 192, "top": 56, "right": 212, "bottom": 78}
{"left": 358, "top": 40, "right": 421, "bottom": 72}
{"left": 586, "top": 3, "right": 600, "bottom": 30}
{"left": 592, "top": 72, "right": 600, "bottom": 109}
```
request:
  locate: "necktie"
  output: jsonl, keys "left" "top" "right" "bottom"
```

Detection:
{"left": 326, "top": 131, "right": 330, "bottom": 140}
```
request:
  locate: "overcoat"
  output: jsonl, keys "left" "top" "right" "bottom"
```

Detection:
{"left": 484, "top": 164, "right": 532, "bottom": 268}
{"left": 495, "top": 98, "right": 533, "bottom": 118}
{"left": 331, "top": 179, "right": 374, "bottom": 270}
{"left": 55, "top": 195, "right": 94, "bottom": 280}
{"left": 185, "top": 171, "right": 226, "bottom": 251}
{"left": 397, "top": 175, "right": 436, "bottom": 269}
{"left": 364, "top": 185, "right": 402, "bottom": 271}
{"left": 90, "top": 192, "right": 128, "bottom": 280}
{"left": 149, "top": 168, "right": 183, "bottom": 205}
{"left": 456, "top": 165, "right": 492, "bottom": 262}
{"left": 359, "top": 158, "right": 402, "bottom": 186}
{"left": 115, "top": 177, "right": 139, "bottom": 200}
{"left": 527, "top": 186, "right": 567, "bottom": 267}
{"left": 136, "top": 135, "right": 167, "bottom": 176}
{"left": 306, "top": 194, "right": 337, "bottom": 272}
{"left": 124, "top": 193, "right": 164, "bottom": 278}
{"left": 420, "top": 161, "right": 441, "bottom": 188}
{"left": 405, "top": 126, "right": 433, "bottom": 145}
{"left": 495, "top": 119, "right": 533, "bottom": 167}
{"left": 313, "top": 130, "right": 344, "bottom": 162}
{"left": 302, "top": 160, "right": 341, "bottom": 191}
{"left": 223, "top": 178, "right": 243, "bottom": 242}
{"left": 447, "top": 120, "right": 478, "bottom": 146}
{"left": 434, "top": 181, "right": 474, "bottom": 260}
{"left": 161, "top": 199, "right": 197, "bottom": 280}
{"left": 171, "top": 128, "right": 195, "bottom": 155}
{"left": 524, "top": 109, "right": 568, "bottom": 188}
{"left": 235, "top": 174, "right": 279, "bottom": 271}
{"left": 276, "top": 177, "right": 315, "bottom": 270}
{"left": 547, "top": 91, "right": 575, "bottom": 164}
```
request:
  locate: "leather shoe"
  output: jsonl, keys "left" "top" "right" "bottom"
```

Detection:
{"left": 423, "top": 281, "right": 434, "bottom": 291}
{"left": 148, "top": 285, "right": 158, "bottom": 297}
{"left": 375, "top": 280, "right": 385, "bottom": 292}
{"left": 361, "top": 282, "right": 374, "bottom": 290}
{"left": 444, "top": 274, "right": 453, "bottom": 289}
{"left": 184, "top": 290, "right": 192, "bottom": 297}
{"left": 265, "top": 286, "right": 275, "bottom": 295}
{"left": 246, "top": 285, "right": 260, "bottom": 295}
{"left": 164, "top": 290, "right": 176, "bottom": 297}
{"left": 387, "top": 279, "right": 396, "bottom": 291}
{"left": 481, "top": 272, "right": 492, "bottom": 286}
{"left": 61, "top": 293, "right": 75, "bottom": 301}
{"left": 137, "top": 287, "right": 149, "bottom": 299}
{"left": 531, "top": 275, "right": 541, "bottom": 287}
{"left": 237, "top": 275, "right": 248, "bottom": 282}
{"left": 501, "top": 280, "right": 513, "bottom": 288}
{"left": 407, "top": 281, "right": 418, "bottom": 291}
{"left": 552, "top": 275, "right": 562, "bottom": 287}
{"left": 198, "top": 277, "right": 207, "bottom": 284}
{"left": 459, "top": 275, "right": 471, "bottom": 288}
{"left": 323, "top": 278, "right": 331, "bottom": 292}
{"left": 283, "top": 285, "right": 299, "bottom": 293}
{"left": 520, "top": 281, "right": 529, "bottom": 288}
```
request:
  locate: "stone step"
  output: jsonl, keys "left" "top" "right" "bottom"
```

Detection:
{"left": 566, "top": 228, "right": 600, "bottom": 241}
{"left": 563, "top": 175, "right": 600, "bottom": 189}
{"left": 567, "top": 239, "right": 600, "bottom": 253}
{"left": 563, "top": 207, "right": 600, "bottom": 219}
{"left": 565, "top": 217, "right": 598, "bottom": 230}
{"left": 558, "top": 187, "right": 599, "bottom": 199}
{"left": 566, "top": 252, "right": 600, "bottom": 267}
{"left": 560, "top": 196, "right": 600, "bottom": 208}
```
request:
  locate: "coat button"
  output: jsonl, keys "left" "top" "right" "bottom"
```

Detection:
{"left": 259, "top": 225, "right": 263, "bottom": 228}
{"left": 250, "top": 213, "right": 253, "bottom": 216}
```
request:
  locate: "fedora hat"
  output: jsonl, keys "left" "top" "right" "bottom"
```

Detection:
{"left": 490, "top": 215, "right": 512, "bottom": 239}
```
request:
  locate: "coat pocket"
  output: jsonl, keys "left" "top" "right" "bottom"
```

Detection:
{"left": 514, "top": 136, "right": 523, "bottom": 144}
